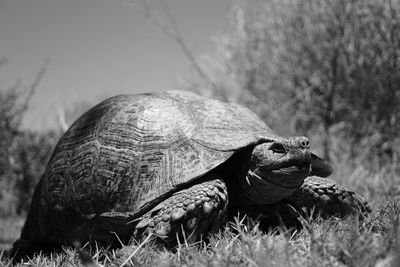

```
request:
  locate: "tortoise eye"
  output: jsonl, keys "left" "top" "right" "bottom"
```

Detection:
{"left": 270, "top": 142, "right": 286, "bottom": 153}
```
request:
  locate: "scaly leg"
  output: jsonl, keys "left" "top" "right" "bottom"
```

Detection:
{"left": 288, "top": 176, "right": 371, "bottom": 218}
{"left": 133, "top": 174, "right": 228, "bottom": 245}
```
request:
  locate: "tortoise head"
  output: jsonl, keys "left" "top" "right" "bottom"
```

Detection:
{"left": 238, "top": 136, "right": 333, "bottom": 204}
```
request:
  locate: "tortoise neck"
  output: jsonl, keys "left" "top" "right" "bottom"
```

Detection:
{"left": 216, "top": 147, "right": 254, "bottom": 208}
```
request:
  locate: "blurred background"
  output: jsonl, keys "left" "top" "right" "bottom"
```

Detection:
{"left": 0, "top": 0, "right": 399, "bottom": 248}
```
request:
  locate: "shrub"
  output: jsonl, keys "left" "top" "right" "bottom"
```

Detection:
{"left": 182, "top": 0, "right": 400, "bottom": 165}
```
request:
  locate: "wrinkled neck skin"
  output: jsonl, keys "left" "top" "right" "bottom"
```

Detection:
{"left": 236, "top": 137, "right": 312, "bottom": 206}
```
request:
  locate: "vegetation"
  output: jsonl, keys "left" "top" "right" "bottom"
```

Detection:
{"left": 0, "top": 60, "right": 57, "bottom": 217}
{"left": 1, "top": 203, "right": 399, "bottom": 266}
{"left": 1, "top": 0, "right": 400, "bottom": 265}
{"left": 183, "top": 0, "right": 400, "bottom": 162}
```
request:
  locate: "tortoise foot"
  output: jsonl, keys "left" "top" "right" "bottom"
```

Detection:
{"left": 134, "top": 175, "right": 228, "bottom": 244}
{"left": 289, "top": 177, "right": 371, "bottom": 218}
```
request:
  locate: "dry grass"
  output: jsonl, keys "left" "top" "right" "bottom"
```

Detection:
{"left": 1, "top": 204, "right": 399, "bottom": 267}
{"left": 1, "top": 150, "right": 399, "bottom": 266}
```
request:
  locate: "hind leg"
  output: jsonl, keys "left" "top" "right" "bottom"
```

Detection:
{"left": 12, "top": 178, "right": 132, "bottom": 260}
{"left": 133, "top": 173, "right": 228, "bottom": 245}
{"left": 288, "top": 177, "right": 371, "bottom": 218}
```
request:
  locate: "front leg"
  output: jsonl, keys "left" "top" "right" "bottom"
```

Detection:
{"left": 288, "top": 176, "right": 371, "bottom": 218}
{"left": 133, "top": 174, "right": 228, "bottom": 245}
{"left": 242, "top": 177, "right": 371, "bottom": 232}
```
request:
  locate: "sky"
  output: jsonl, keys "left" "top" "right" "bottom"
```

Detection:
{"left": 0, "top": 0, "right": 240, "bottom": 131}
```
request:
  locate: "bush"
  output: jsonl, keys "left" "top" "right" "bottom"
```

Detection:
{"left": 0, "top": 60, "right": 58, "bottom": 216}
{"left": 182, "top": 0, "right": 400, "bottom": 164}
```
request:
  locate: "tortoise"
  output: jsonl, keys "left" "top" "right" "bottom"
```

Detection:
{"left": 12, "top": 90, "right": 370, "bottom": 258}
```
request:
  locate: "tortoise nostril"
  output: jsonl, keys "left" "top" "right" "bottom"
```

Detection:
{"left": 299, "top": 138, "right": 310, "bottom": 149}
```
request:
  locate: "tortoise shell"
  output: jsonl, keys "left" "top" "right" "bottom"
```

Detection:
{"left": 41, "top": 91, "right": 278, "bottom": 218}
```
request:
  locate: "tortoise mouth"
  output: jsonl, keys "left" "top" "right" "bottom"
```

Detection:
{"left": 262, "top": 159, "right": 311, "bottom": 171}
{"left": 267, "top": 164, "right": 311, "bottom": 174}
{"left": 261, "top": 151, "right": 311, "bottom": 171}
{"left": 254, "top": 151, "right": 312, "bottom": 189}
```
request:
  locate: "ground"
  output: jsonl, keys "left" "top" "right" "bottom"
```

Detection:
{"left": 0, "top": 202, "right": 399, "bottom": 266}
{"left": 1, "top": 166, "right": 399, "bottom": 266}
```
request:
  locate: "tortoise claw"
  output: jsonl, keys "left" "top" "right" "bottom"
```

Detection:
{"left": 171, "top": 208, "right": 185, "bottom": 222}
{"left": 135, "top": 218, "right": 150, "bottom": 230}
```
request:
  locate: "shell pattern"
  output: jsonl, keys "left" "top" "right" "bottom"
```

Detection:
{"left": 41, "top": 91, "right": 278, "bottom": 218}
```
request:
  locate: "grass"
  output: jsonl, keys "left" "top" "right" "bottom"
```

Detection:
{"left": 1, "top": 157, "right": 399, "bottom": 266}
{"left": 1, "top": 206, "right": 399, "bottom": 267}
